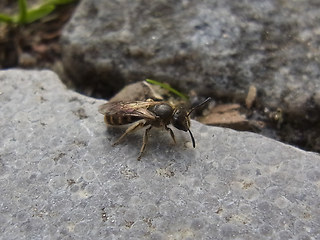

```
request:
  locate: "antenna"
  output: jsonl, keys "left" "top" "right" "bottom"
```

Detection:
{"left": 187, "top": 97, "right": 211, "bottom": 148}
{"left": 187, "top": 97, "right": 211, "bottom": 116}
{"left": 188, "top": 130, "right": 196, "bottom": 148}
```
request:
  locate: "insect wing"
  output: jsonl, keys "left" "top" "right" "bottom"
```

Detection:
{"left": 98, "top": 102, "right": 123, "bottom": 115}
{"left": 98, "top": 101, "right": 158, "bottom": 120}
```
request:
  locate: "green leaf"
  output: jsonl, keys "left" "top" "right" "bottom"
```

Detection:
{"left": 18, "top": 0, "right": 28, "bottom": 23}
{"left": 0, "top": 13, "right": 14, "bottom": 23}
{"left": 25, "top": 4, "right": 56, "bottom": 24}
{"left": 146, "top": 79, "right": 189, "bottom": 100}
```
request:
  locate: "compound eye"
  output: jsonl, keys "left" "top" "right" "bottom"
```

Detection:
{"left": 172, "top": 108, "right": 190, "bottom": 131}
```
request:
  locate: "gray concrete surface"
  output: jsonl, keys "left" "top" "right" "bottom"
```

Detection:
{"left": 0, "top": 70, "right": 319, "bottom": 239}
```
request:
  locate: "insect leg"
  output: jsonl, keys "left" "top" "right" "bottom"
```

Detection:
{"left": 137, "top": 125, "right": 152, "bottom": 161}
{"left": 165, "top": 125, "right": 176, "bottom": 144}
{"left": 112, "top": 120, "right": 145, "bottom": 146}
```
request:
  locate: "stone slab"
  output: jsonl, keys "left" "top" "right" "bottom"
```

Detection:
{"left": 0, "top": 70, "right": 319, "bottom": 239}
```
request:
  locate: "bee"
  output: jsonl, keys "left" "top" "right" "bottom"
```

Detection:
{"left": 98, "top": 98, "right": 211, "bottom": 160}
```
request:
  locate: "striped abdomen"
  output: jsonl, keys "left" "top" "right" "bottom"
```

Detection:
{"left": 104, "top": 114, "right": 141, "bottom": 125}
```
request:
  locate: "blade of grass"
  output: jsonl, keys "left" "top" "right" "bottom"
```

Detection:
{"left": 0, "top": 0, "right": 77, "bottom": 25}
{"left": 25, "top": 4, "right": 55, "bottom": 24}
{"left": 146, "top": 79, "right": 188, "bottom": 100}
{"left": 45, "top": 0, "right": 77, "bottom": 5}
{"left": 18, "top": 0, "right": 28, "bottom": 24}
{"left": 0, "top": 13, "right": 14, "bottom": 23}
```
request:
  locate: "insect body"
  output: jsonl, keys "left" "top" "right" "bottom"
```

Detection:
{"left": 98, "top": 98, "right": 210, "bottom": 160}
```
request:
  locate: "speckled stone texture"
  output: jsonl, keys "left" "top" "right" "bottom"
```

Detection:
{"left": 61, "top": 0, "right": 320, "bottom": 119}
{"left": 1, "top": 70, "right": 320, "bottom": 239}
